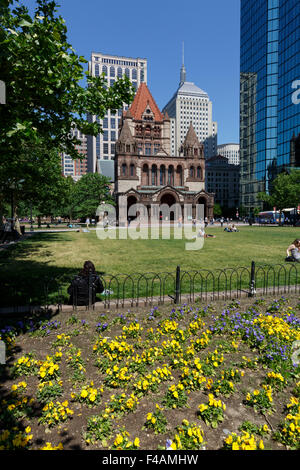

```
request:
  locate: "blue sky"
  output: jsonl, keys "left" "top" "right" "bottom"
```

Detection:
{"left": 23, "top": 0, "right": 240, "bottom": 145}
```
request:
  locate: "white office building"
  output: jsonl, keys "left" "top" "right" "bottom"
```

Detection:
{"left": 217, "top": 143, "right": 240, "bottom": 165}
{"left": 163, "top": 61, "right": 217, "bottom": 159}
{"left": 87, "top": 52, "right": 148, "bottom": 172}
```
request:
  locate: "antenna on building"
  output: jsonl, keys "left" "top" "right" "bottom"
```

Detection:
{"left": 180, "top": 41, "right": 186, "bottom": 85}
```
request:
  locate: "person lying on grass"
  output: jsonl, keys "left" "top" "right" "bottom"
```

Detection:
{"left": 197, "top": 228, "right": 216, "bottom": 238}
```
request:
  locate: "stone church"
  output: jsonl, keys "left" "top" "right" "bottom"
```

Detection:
{"left": 114, "top": 83, "right": 214, "bottom": 223}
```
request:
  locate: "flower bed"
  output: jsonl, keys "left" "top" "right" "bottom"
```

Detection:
{"left": 0, "top": 295, "right": 299, "bottom": 450}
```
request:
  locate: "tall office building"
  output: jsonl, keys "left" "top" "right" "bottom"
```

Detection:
{"left": 61, "top": 127, "right": 88, "bottom": 180}
{"left": 240, "top": 0, "right": 300, "bottom": 212}
{"left": 87, "top": 52, "right": 148, "bottom": 173}
{"left": 163, "top": 59, "right": 218, "bottom": 159}
{"left": 217, "top": 143, "right": 240, "bottom": 165}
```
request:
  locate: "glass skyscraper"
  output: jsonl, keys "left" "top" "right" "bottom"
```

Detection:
{"left": 240, "top": 0, "right": 300, "bottom": 212}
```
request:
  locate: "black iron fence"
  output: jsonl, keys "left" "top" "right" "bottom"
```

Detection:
{"left": 0, "top": 261, "right": 300, "bottom": 313}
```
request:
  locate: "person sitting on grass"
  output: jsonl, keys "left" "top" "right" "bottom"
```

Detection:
{"left": 286, "top": 239, "right": 300, "bottom": 262}
{"left": 224, "top": 224, "right": 239, "bottom": 233}
{"left": 67, "top": 260, "right": 104, "bottom": 306}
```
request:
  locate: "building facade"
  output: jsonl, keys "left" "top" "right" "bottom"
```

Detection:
{"left": 114, "top": 83, "right": 214, "bottom": 223}
{"left": 240, "top": 0, "right": 300, "bottom": 213}
{"left": 205, "top": 155, "right": 240, "bottom": 211}
{"left": 87, "top": 52, "right": 148, "bottom": 173}
{"left": 217, "top": 143, "right": 240, "bottom": 165}
{"left": 163, "top": 62, "right": 218, "bottom": 159}
{"left": 61, "top": 128, "right": 88, "bottom": 180}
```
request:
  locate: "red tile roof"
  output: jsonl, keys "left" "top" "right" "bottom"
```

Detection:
{"left": 129, "top": 83, "right": 164, "bottom": 122}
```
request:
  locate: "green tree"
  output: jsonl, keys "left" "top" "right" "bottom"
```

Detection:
{"left": 0, "top": 0, "right": 134, "bottom": 223}
{"left": 0, "top": 0, "right": 134, "bottom": 159}
{"left": 258, "top": 170, "right": 300, "bottom": 224}
{"left": 213, "top": 203, "right": 222, "bottom": 217}
{"left": 72, "top": 173, "right": 113, "bottom": 220}
{"left": 58, "top": 176, "right": 77, "bottom": 222}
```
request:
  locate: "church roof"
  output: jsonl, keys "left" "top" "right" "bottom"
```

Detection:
{"left": 129, "top": 83, "right": 164, "bottom": 122}
{"left": 183, "top": 123, "right": 200, "bottom": 146}
{"left": 118, "top": 118, "right": 134, "bottom": 143}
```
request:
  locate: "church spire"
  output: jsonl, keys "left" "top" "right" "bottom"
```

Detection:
{"left": 180, "top": 41, "right": 186, "bottom": 85}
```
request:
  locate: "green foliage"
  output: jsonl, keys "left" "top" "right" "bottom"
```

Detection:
{"left": 72, "top": 172, "right": 114, "bottom": 219}
{"left": 213, "top": 203, "right": 222, "bottom": 217}
{"left": 0, "top": 0, "right": 134, "bottom": 217}
{"left": 0, "top": 0, "right": 134, "bottom": 161}
{"left": 258, "top": 170, "right": 300, "bottom": 215}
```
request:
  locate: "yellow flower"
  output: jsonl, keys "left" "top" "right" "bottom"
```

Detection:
{"left": 199, "top": 404, "right": 208, "bottom": 412}
{"left": 259, "top": 440, "right": 264, "bottom": 450}
{"left": 114, "top": 434, "right": 123, "bottom": 446}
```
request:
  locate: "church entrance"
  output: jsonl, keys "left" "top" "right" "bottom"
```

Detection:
{"left": 196, "top": 196, "right": 208, "bottom": 220}
{"left": 159, "top": 193, "right": 179, "bottom": 222}
{"left": 127, "top": 195, "right": 138, "bottom": 223}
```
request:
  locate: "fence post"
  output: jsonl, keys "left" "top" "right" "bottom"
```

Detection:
{"left": 249, "top": 261, "right": 256, "bottom": 297}
{"left": 175, "top": 265, "right": 181, "bottom": 304}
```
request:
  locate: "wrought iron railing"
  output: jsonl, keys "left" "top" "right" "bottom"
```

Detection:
{"left": 0, "top": 261, "right": 299, "bottom": 313}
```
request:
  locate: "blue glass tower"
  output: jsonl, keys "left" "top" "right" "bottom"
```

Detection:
{"left": 240, "top": 0, "right": 300, "bottom": 212}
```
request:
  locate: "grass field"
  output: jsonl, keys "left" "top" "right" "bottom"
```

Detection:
{"left": 1, "top": 225, "right": 300, "bottom": 306}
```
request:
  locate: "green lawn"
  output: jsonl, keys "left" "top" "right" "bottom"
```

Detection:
{"left": 1, "top": 225, "right": 300, "bottom": 306}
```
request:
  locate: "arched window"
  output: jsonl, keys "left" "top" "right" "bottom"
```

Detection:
{"left": 132, "top": 68, "right": 137, "bottom": 80}
{"left": 160, "top": 165, "right": 166, "bottom": 185}
{"left": 190, "top": 166, "right": 195, "bottom": 178}
{"left": 197, "top": 166, "right": 202, "bottom": 179}
{"left": 130, "top": 163, "right": 135, "bottom": 177}
{"left": 117, "top": 67, "right": 122, "bottom": 77}
{"left": 102, "top": 65, "right": 107, "bottom": 76}
{"left": 110, "top": 66, "right": 115, "bottom": 77}
{"left": 177, "top": 166, "right": 183, "bottom": 186}
{"left": 121, "top": 163, "right": 127, "bottom": 176}
{"left": 125, "top": 68, "right": 130, "bottom": 78}
{"left": 142, "top": 164, "right": 149, "bottom": 185}
{"left": 151, "top": 164, "right": 157, "bottom": 186}
{"left": 168, "top": 165, "right": 174, "bottom": 185}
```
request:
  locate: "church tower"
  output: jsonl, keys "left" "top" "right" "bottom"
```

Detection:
{"left": 115, "top": 83, "right": 214, "bottom": 223}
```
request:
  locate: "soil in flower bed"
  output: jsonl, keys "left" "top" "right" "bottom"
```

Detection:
{"left": 0, "top": 294, "right": 299, "bottom": 451}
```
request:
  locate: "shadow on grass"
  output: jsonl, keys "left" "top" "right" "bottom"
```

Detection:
{"left": 0, "top": 233, "right": 86, "bottom": 309}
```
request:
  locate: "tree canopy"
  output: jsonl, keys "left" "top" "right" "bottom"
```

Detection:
{"left": 258, "top": 170, "right": 300, "bottom": 214}
{"left": 0, "top": 0, "right": 135, "bottom": 224}
{"left": 71, "top": 173, "right": 113, "bottom": 220}
{"left": 0, "top": 0, "right": 134, "bottom": 162}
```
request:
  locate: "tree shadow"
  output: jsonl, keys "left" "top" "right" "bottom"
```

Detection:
{"left": 0, "top": 232, "right": 94, "bottom": 310}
